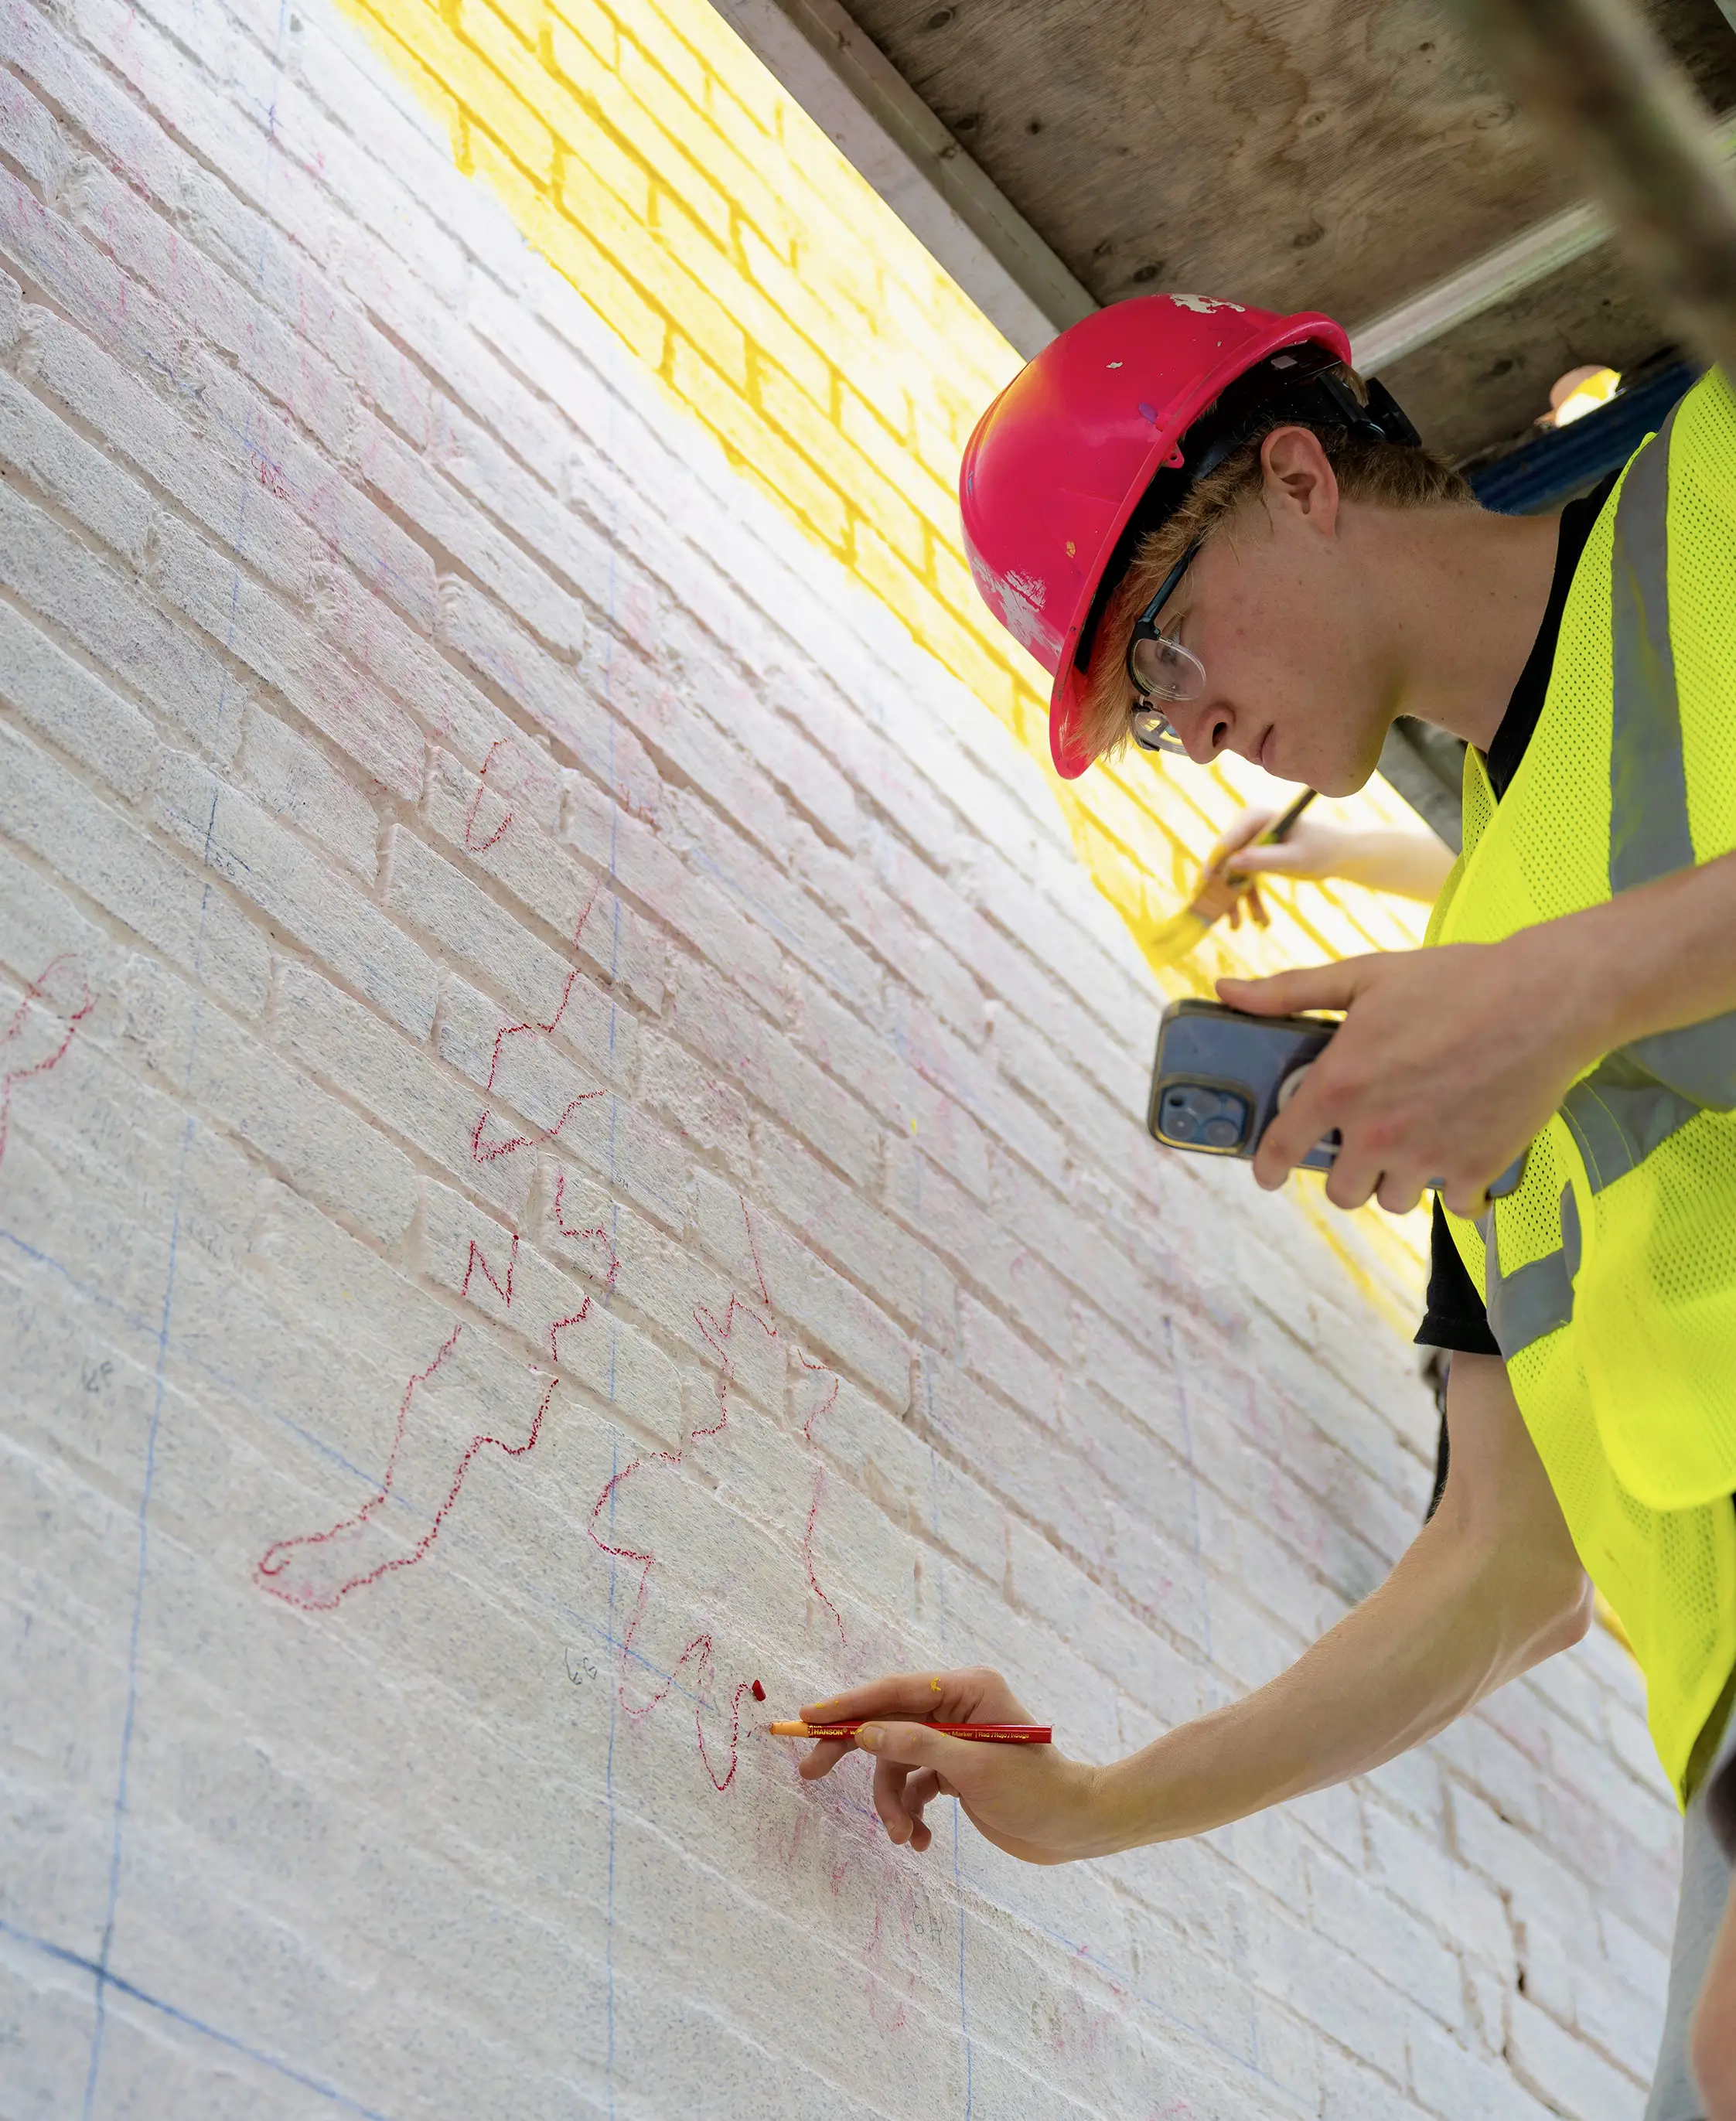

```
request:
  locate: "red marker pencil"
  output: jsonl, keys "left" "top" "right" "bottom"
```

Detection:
{"left": 769, "top": 1719, "right": 1052, "bottom": 1745}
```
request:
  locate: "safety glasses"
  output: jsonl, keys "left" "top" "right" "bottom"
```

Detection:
{"left": 1126, "top": 534, "right": 1207, "bottom": 755}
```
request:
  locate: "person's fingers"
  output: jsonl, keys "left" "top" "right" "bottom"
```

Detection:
{"left": 1323, "top": 1147, "right": 1383, "bottom": 1212}
{"left": 800, "top": 1667, "right": 1031, "bottom": 1732}
{"left": 1249, "top": 1055, "right": 1339, "bottom": 1188}
{"left": 902, "top": 1766, "right": 946, "bottom": 1851}
{"left": 854, "top": 1719, "right": 983, "bottom": 1814}
{"left": 1216, "top": 959, "right": 1364, "bottom": 1018}
{"left": 1222, "top": 842, "right": 1308, "bottom": 878}
{"left": 1248, "top": 882, "right": 1269, "bottom": 929}
{"left": 1375, "top": 1167, "right": 1427, "bottom": 1217}
{"left": 1439, "top": 1175, "right": 1495, "bottom": 1220}
{"left": 1206, "top": 807, "right": 1278, "bottom": 872}
{"left": 799, "top": 1672, "right": 952, "bottom": 1724}
{"left": 796, "top": 1736, "right": 855, "bottom": 1780}
{"left": 903, "top": 1767, "right": 944, "bottom": 1817}
{"left": 870, "top": 1751, "right": 916, "bottom": 1844}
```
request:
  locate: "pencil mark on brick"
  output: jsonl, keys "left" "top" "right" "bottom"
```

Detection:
{"left": 0, "top": 956, "right": 94, "bottom": 1175}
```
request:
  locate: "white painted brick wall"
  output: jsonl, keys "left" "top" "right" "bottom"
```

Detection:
{"left": 0, "top": 0, "right": 1683, "bottom": 2112}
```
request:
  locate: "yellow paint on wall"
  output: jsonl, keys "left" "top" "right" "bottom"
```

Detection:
{"left": 334, "top": 0, "right": 1434, "bottom": 1322}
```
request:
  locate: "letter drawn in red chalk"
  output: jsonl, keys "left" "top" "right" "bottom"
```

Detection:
{"left": 463, "top": 738, "right": 515, "bottom": 854}
{"left": 461, "top": 1230, "right": 518, "bottom": 1308}
{"left": 0, "top": 956, "right": 94, "bottom": 1175}
{"left": 586, "top": 1195, "right": 846, "bottom": 1793}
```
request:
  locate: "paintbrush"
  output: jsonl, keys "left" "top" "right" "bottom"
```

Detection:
{"left": 1143, "top": 787, "right": 1318, "bottom": 970}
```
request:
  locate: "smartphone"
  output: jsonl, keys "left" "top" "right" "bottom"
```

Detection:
{"left": 1148, "top": 997, "right": 1340, "bottom": 1171}
{"left": 1148, "top": 997, "right": 1528, "bottom": 1198}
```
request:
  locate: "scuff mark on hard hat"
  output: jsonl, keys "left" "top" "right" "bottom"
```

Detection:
{"left": 1169, "top": 294, "right": 1246, "bottom": 315}
{"left": 962, "top": 530, "right": 1065, "bottom": 664}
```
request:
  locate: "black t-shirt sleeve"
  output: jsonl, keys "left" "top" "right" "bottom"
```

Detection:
{"left": 1416, "top": 1197, "right": 1501, "bottom": 1355}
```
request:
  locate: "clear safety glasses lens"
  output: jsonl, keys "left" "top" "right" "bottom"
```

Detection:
{"left": 1130, "top": 704, "right": 1188, "bottom": 755}
{"left": 1128, "top": 630, "right": 1207, "bottom": 707}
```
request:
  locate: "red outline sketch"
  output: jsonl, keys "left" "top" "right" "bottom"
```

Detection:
{"left": 0, "top": 956, "right": 94, "bottom": 1174}
{"left": 461, "top": 1229, "right": 518, "bottom": 1307}
{"left": 254, "top": 1326, "right": 561, "bottom": 1611}
{"left": 251, "top": 857, "right": 843, "bottom": 1792}
{"left": 586, "top": 1195, "right": 845, "bottom": 1792}
{"left": 468, "top": 896, "right": 605, "bottom": 1165}
{"left": 463, "top": 737, "right": 515, "bottom": 854}
{"left": 796, "top": 1349, "right": 844, "bottom": 1642}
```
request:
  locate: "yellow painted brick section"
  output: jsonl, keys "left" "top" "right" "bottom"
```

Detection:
{"left": 332, "top": 0, "right": 1430, "bottom": 1297}
{"left": 377, "top": 0, "right": 557, "bottom": 179}
{"left": 616, "top": 4, "right": 708, "bottom": 110}
{"left": 619, "top": 33, "right": 796, "bottom": 256}
{"left": 843, "top": 384, "right": 953, "bottom": 534}
{"left": 669, "top": 334, "right": 851, "bottom": 551}
{"left": 543, "top": 6, "right": 735, "bottom": 245}
{"left": 472, "top": 128, "right": 669, "bottom": 363}
{"left": 546, "top": 0, "right": 615, "bottom": 59}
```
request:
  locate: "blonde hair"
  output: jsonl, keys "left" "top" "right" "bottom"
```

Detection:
{"left": 1078, "top": 372, "right": 1472, "bottom": 767}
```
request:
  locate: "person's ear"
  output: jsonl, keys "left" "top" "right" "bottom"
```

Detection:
{"left": 1260, "top": 425, "right": 1341, "bottom": 537}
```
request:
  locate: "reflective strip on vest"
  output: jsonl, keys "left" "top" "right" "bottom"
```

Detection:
{"left": 1610, "top": 398, "right": 1693, "bottom": 893}
{"left": 1560, "top": 1054, "right": 1702, "bottom": 1190}
{"left": 1481, "top": 1185, "right": 1581, "bottom": 1357}
{"left": 1606, "top": 400, "right": 1736, "bottom": 1108}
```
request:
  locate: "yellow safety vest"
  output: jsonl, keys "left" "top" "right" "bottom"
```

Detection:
{"left": 1427, "top": 370, "right": 1736, "bottom": 1800}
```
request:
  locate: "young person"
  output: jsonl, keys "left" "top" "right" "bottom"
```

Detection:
{"left": 799, "top": 295, "right": 1736, "bottom": 2118}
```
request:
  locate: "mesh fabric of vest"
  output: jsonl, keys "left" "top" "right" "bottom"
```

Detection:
{"left": 1427, "top": 373, "right": 1736, "bottom": 1799}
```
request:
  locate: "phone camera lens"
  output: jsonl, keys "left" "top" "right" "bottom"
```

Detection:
{"left": 1161, "top": 1086, "right": 1249, "bottom": 1151}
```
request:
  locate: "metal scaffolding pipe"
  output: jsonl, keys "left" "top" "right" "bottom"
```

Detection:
{"left": 1447, "top": 0, "right": 1736, "bottom": 379}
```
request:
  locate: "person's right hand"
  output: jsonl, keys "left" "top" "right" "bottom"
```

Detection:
{"left": 1200, "top": 806, "right": 1370, "bottom": 927}
{"left": 793, "top": 1666, "right": 1113, "bottom": 1864}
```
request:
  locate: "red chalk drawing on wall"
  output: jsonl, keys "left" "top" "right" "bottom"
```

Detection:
{"left": 587, "top": 1194, "right": 845, "bottom": 1792}
{"left": 0, "top": 956, "right": 94, "bottom": 1176}
{"left": 250, "top": 810, "right": 842, "bottom": 1792}
{"left": 469, "top": 892, "right": 608, "bottom": 1166}
{"left": 463, "top": 737, "right": 517, "bottom": 854}
{"left": 254, "top": 882, "right": 612, "bottom": 1611}
{"left": 254, "top": 1326, "right": 561, "bottom": 1610}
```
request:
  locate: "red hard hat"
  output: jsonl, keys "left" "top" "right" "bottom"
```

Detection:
{"left": 959, "top": 295, "right": 1352, "bottom": 779}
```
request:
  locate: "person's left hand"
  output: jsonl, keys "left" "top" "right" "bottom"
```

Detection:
{"left": 1216, "top": 929, "right": 1602, "bottom": 1216}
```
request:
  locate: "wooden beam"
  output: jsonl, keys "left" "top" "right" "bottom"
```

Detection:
{"left": 706, "top": 0, "right": 1095, "bottom": 356}
{"left": 1354, "top": 98, "right": 1736, "bottom": 374}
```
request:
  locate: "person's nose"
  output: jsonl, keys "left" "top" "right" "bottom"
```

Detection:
{"left": 1170, "top": 697, "right": 1232, "bottom": 764}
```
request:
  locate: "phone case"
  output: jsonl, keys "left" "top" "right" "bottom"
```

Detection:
{"left": 1148, "top": 998, "right": 1339, "bottom": 1172}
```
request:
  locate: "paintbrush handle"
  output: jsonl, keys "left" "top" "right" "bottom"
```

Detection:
{"left": 769, "top": 1720, "right": 1052, "bottom": 1744}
